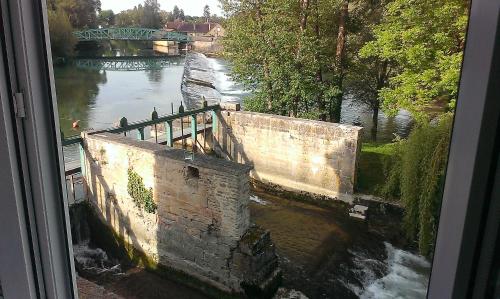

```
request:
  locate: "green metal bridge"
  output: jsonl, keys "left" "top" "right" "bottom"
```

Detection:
{"left": 73, "top": 28, "right": 192, "bottom": 42}
{"left": 74, "top": 56, "right": 182, "bottom": 71}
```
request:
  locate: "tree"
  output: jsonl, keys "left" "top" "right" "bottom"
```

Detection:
{"left": 179, "top": 9, "right": 185, "bottom": 21}
{"left": 222, "top": 0, "right": 342, "bottom": 119}
{"left": 382, "top": 113, "right": 453, "bottom": 256}
{"left": 47, "top": 7, "right": 77, "bottom": 57}
{"left": 116, "top": 6, "right": 143, "bottom": 27}
{"left": 203, "top": 5, "right": 211, "bottom": 22}
{"left": 330, "top": 0, "right": 348, "bottom": 122}
{"left": 97, "top": 9, "right": 115, "bottom": 27}
{"left": 142, "top": 0, "right": 162, "bottom": 28}
{"left": 360, "top": 0, "right": 468, "bottom": 123}
{"left": 344, "top": 0, "right": 392, "bottom": 140}
{"left": 172, "top": 5, "right": 180, "bottom": 20}
{"left": 56, "top": 0, "right": 101, "bottom": 29}
{"left": 365, "top": 0, "right": 468, "bottom": 256}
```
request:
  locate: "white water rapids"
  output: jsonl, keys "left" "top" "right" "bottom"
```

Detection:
{"left": 356, "top": 243, "right": 430, "bottom": 299}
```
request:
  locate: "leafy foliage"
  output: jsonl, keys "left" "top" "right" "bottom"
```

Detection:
{"left": 115, "top": 1, "right": 163, "bottom": 28}
{"left": 47, "top": 8, "right": 77, "bottom": 57}
{"left": 382, "top": 113, "right": 453, "bottom": 256}
{"left": 222, "top": 0, "right": 344, "bottom": 119}
{"left": 203, "top": 5, "right": 211, "bottom": 22}
{"left": 360, "top": 0, "right": 468, "bottom": 122}
{"left": 142, "top": 0, "right": 162, "bottom": 28}
{"left": 48, "top": 0, "right": 101, "bottom": 29}
{"left": 98, "top": 9, "right": 115, "bottom": 27}
{"left": 127, "top": 168, "right": 157, "bottom": 214}
{"left": 47, "top": 0, "right": 101, "bottom": 57}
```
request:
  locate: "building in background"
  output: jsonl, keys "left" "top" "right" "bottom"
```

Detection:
{"left": 164, "top": 21, "right": 225, "bottom": 54}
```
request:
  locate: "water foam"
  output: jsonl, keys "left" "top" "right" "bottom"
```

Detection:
{"left": 250, "top": 194, "right": 269, "bottom": 205}
{"left": 207, "top": 57, "right": 249, "bottom": 99}
{"left": 73, "top": 241, "right": 122, "bottom": 276}
{"left": 359, "top": 243, "right": 430, "bottom": 299}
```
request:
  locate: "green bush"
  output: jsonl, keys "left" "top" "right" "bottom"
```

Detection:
{"left": 382, "top": 113, "right": 453, "bottom": 256}
{"left": 127, "top": 168, "right": 157, "bottom": 214}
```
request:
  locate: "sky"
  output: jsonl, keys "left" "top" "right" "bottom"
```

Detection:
{"left": 100, "top": 0, "right": 223, "bottom": 17}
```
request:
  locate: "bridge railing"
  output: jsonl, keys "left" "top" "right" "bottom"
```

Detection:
{"left": 73, "top": 27, "right": 193, "bottom": 42}
{"left": 61, "top": 102, "right": 220, "bottom": 201}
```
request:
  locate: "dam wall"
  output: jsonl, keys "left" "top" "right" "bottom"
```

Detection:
{"left": 81, "top": 132, "right": 279, "bottom": 295}
{"left": 213, "top": 110, "right": 363, "bottom": 202}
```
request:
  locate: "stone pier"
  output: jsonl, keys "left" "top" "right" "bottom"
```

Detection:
{"left": 82, "top": 132, "right": 280, "bottom": 296}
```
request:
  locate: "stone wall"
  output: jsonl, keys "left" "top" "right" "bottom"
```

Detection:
{"left": 213, "top": 111, "right": 363, "bottom": 202}
{"left": 82, "top": 132, "right": 279, "bottom": 294}
{"left": 191, "top": 40, "right": 223, "bottom": 54}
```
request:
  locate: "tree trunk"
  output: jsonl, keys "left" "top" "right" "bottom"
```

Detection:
{"left": 300, "top": 0, "right": 310, "bottom": 33}
{"left": 255, "top": 0, "right": 274, "bottom": 110}
{"left": 314, "top": 0, "right": 326, "bottom": 121}
{"left": 330, "top": 0, "right": 348, "bottom": 123}
{"left": 371, "top": 60, "right": 389, "bottom": 140}
{"left": 371, "top": 101, "right": 379, "bottom": 141}
{"left": 291, "top": 0, "right": 310, "bottom": 117}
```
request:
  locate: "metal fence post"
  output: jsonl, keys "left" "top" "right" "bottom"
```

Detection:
{"left": 137, "top": 128, "right": 145, "bottom": 140}
{"left": 79, "top": 141, "right": 86, "bottom": 177}
{"left": 166, "top": 120, "right": 173, "bottom": 147}
{"left": 191, "top": 114, "right": 197, "bottom": 152}
{"left": 119, "top": 117, "right": 128, "bottom": 136}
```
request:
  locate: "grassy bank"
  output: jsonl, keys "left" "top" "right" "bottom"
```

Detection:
{"left": 357, "top": 142, "right": 396, "bottom": 198}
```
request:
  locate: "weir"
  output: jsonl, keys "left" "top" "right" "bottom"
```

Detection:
{"left": 62, "top": 102, "right": 363, "bottom": 296}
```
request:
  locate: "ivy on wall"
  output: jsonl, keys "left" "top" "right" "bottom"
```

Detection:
{"left": 127, "top": 168, "right": 157, "bottom": 214}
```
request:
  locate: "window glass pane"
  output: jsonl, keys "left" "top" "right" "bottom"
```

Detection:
{"left": 46, "top": 0, "right": 470, "bottom": 298}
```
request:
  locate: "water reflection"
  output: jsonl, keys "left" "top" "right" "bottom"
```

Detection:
{"left": 55, "top": 55, "right": 184, "bottom": 138}
{"left": 207, "top": 57, "right": 413, "bottom": 143}
{"left": 55, "top": 65, "right": 106, "bottom": 137}
{"left": 341, "top": 95, "right": 414, "bottom": 143}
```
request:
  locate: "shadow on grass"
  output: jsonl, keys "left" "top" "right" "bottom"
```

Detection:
{"left": 356, "top": 142, "right": 396, "bottom": 197}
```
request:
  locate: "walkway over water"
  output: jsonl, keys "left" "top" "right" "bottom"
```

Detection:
{"left": 73, "top": 28, "right": 192, "bottom": 42}
{"left": 62, "top": 103, "right": 219, "bottom": 175}
{"left": 75, "top": 56, "right": 181, "bottom": 71}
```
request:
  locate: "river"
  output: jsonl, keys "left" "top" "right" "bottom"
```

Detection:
{"left": 55, "top": 49, "right": 412, "bottom": 143}
{"left": 55, "top": 45, "right": 427, "bottom": 299}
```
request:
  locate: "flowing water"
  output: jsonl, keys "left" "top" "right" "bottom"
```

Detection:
{"left": 250, "top": 191, "right": 431, "bottom": 299}
{"left": 56, "top": 46, "right": 427, "bottom": 298}
{"left": 205, "top": 57, "right": 414, "bottom": 143}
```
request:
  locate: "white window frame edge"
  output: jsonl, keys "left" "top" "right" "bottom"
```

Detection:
{"left": 428, "top": 0, "right": 500, "bottom": 298}
{"left": 0, "top": 0, "right": 498, "bottom": 298}
{"left": 0, "top": 0, "right": 77, "bottom": 298}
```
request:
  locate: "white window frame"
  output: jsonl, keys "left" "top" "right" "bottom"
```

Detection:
{"left": 0, "top": 0, "right": 498, "bottom": 298}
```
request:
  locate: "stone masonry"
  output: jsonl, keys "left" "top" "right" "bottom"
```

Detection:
{"left": 213, "top": 111, "right": 363, "bottom": 202}
{"left": 82, "top": 132, "right": 279, "bottom": 295}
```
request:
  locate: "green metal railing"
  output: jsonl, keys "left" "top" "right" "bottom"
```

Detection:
{"left": 62, "top": 102, "right": 220, "bottom": 176}
{"left": 73, "top": 28, "right": 192, "bottom": 42}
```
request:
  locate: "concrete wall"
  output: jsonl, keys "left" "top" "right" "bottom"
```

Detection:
{"left": 213, "top": 111, "right": 363, "bottom": 202}
{"left": 153, "top": 41, "right": 179, "bottom": 55}
{"left": 82, "top": 132, "right": 279, "bottom": 294}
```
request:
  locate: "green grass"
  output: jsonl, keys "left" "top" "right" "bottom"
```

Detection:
{"left": 357, "top": 142, "right": 396, "bottom": 197}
